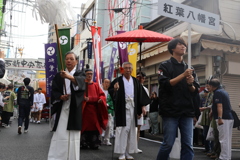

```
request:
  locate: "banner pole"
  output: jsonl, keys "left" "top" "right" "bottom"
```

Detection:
{"left": 188, "top": 23, "right": 192, "bottom": 69}
{"left": 54, "top": 24, "right": 67, "bottom": 94}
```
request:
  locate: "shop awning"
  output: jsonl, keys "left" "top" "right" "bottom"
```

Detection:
{"left": 201, "top": 39, "right": 240, "bottom": 54}
{"left": 139, "top": 43, "right": 168, "bottom": 60}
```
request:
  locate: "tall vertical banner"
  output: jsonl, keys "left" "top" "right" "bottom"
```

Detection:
{"left": 117, "top": 31, "right": 129, "bottom": 65}
{"left": 91, "top": 26, "right": 102, "bottom": 87}
{"left": 87, "top": 42, "right": 93, "bottom": 59}
{"left": 108, "top": 47, "right": 117, "bottom": 81}
{"left": 45, "top": 43, "right": 58, "bottom": 97}
{"left": 128, "top": 43, "right": 138, "bottom": 77}
{"left": 74, "top": 34, "right": 80, "bottom": 47}
{"left": 57, "top": 28, "right": 71, "bottom": 70}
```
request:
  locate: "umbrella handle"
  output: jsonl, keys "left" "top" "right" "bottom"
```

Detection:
{"left": 139, "top": 42, "right": 142, "bottom": 71}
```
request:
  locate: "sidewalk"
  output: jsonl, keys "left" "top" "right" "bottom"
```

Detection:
{"left": 141, "top": 130, "right": 240, "bottom": 160}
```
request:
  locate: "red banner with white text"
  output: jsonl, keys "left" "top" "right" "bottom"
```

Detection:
{"left": 91, "top": 26, "right": 102, "bottom": 87}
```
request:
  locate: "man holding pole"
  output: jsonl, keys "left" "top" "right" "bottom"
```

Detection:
{"left": 157, "top": 38, "right": 200, "bottom": 160}
{"left": 48, "top": 51, "right": 86, "bottom": 160}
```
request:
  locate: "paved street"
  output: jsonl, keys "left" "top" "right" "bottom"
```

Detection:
{"left": 1, "top": 118, "right": 240, "bottom": 160}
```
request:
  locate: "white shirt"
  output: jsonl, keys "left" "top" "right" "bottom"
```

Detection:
{"left": 143, "top": 85, "right": 150, "bottom": 112}
{"left": 37, "top": 93, "right": 46, "bottom": 106}
{"left": 103, "top": 89, "right": 108, "bottom": 98}
{"left": 33, "top": 93, "right": 39, "bottom": 107}
{"left": 123, "top": 76, "right": 134, "bottom": 99}
{"left": 64, "top": 67, "right": 79, "bottom": 95}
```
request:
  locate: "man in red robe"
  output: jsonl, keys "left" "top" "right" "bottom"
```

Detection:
{"left": 81, "top": 67, "right": 108, "bottom": 149}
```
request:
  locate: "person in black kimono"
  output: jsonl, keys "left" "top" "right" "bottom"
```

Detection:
{"left": 0, "top": 51, "right": 5, "bottom": 78}
{"left": 48, "top": 51, "right": 85, "bottom": 160}
{"left": 108, "top": 62, "right": 150, "bottom": 160}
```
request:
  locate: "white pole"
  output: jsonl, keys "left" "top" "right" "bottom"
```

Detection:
{"left": 188, "top": 23, "right": 192, "bottom": 69}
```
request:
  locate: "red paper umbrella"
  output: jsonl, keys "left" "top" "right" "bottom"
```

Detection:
{"left": 105, "top": 25, "right": 173, "bottom": 70}
{"left": 106, "top": 25, "right": 173, "bottom": 42}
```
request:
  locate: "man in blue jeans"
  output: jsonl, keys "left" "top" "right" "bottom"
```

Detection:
{"left": 157, "top": 38, "right": 200, "bottom": 160}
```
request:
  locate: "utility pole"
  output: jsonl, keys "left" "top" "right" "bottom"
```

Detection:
{"left": 129, "top": 0, "right": 132, "bottom": 31}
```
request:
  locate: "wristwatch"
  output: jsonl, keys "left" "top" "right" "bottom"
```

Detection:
{"left": 218, "top": 117, "right": 222, "bottom": 119}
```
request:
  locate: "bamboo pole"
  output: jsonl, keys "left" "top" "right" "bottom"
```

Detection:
{"left": 54, "top": 24, "right": 67, "bottom": 95}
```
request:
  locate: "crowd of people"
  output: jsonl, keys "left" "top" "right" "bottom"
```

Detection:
{"left": 0, "top": 50, "right": 47, "bottom": 133}
{"left": 0, "top": 38, "right": 238, "bottom": 160}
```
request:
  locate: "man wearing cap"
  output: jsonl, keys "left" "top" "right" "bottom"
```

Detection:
{"left": 108, "top": 62, "right": 150, "bottom": 160}
{"left": 200, "top": 83, "right": 214, "bottom": 154}
{"left": 81, "top": 67, "right": 108, "bottom": 149}
{"left": 136, "top": 71, "right": 150, "bottom": 153}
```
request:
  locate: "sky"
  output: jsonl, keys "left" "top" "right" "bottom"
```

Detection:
{"left": 4, "top": 0, "right": 88, "bottom": 59}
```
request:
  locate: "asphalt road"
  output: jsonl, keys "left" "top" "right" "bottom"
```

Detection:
{"left": 1, "top": 118, "right": 240, "bottom": 160}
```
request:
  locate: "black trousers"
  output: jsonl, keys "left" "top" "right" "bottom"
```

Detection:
{"left": 2, "top": 111, "right": 13, "bottom": 125}
{"left": 18, "top": 106, "right": 31, "bottom": 130}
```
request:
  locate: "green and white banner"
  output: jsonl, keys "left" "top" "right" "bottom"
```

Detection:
{"left": 57, "top": 28, "right": 71, "bottom": 70}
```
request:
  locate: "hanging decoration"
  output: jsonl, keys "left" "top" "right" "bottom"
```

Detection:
{"left": 31, "top": 0, "right": 76, "bottom": 25}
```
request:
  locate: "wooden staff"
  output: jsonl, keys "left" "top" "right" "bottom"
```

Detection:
{"left": 54, "top": 24, "right": 67, "bottom": 95}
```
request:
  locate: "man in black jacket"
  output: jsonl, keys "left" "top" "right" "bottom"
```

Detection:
{"left": 0, "top": 50, "right": 5, "bottom": 78}
{"left": 156, "top": 38, "right": 200, "bottom": 160}
{"left": 17, "top": 78, "right": 34, "bottom": 134}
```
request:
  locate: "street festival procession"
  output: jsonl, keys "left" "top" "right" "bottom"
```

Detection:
{"left": 1, "top": 0, "right": 240, "bottom": 160}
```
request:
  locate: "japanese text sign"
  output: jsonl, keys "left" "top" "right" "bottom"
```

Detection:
{"left": 45, "top": 43, "right": 58, "bottom": 97}
{"left": 158, "top": 0, "right": 219, "bottom": 30}
{"left": 5, "top": 58, "right": 45, "bottom": 70}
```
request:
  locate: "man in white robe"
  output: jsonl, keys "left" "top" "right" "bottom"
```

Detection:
{"left": 109, "top": 62, "right": 150, "bottom": 160}
{"left": 48, "top": 51, "right": 85, "bottom": 160}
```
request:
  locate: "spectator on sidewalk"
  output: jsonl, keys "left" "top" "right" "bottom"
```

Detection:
{"left": 209, "top": 78, "right": 233, "bottom": 160}
{"left": 1, "top": 84, "right": 17, "bottom": 128}
{"left": 17, "top": 78, "right": 34, "bottom": 134}
{"left": 200, "top": 83, "right": 214, "bottom": 154}
{"left": 149, "top": 91, "right": 159, "bottom": 135}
